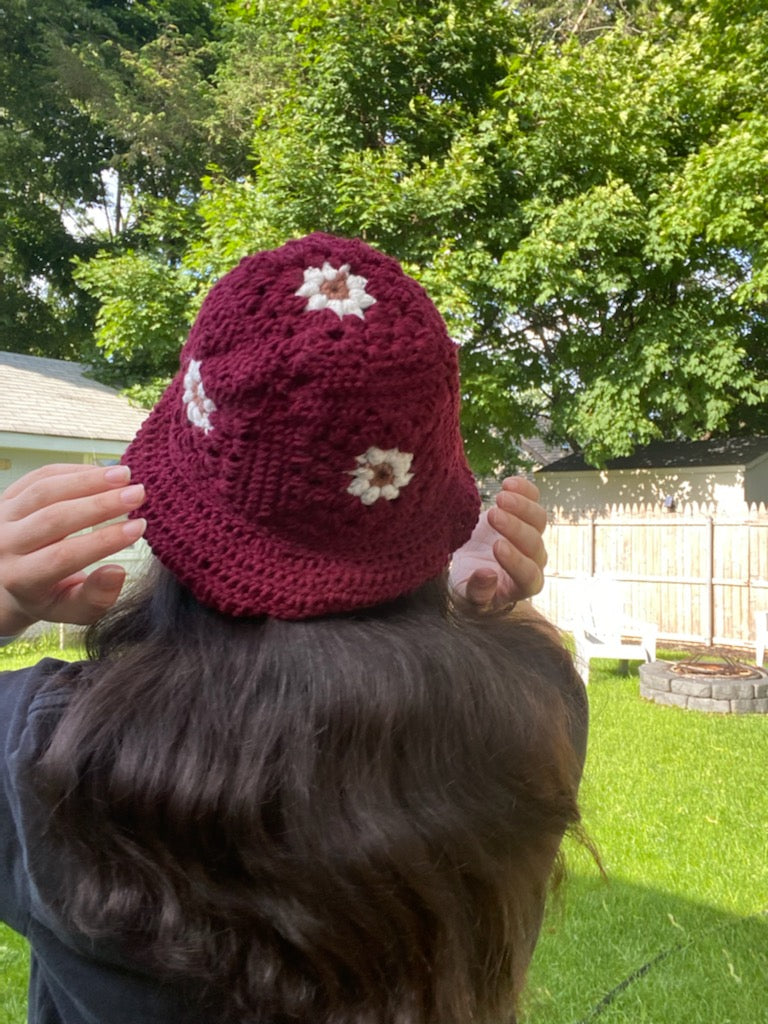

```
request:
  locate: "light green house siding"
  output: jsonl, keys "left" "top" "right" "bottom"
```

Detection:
{"left": 0, "top": 433, "right": 129, "bottom": 487}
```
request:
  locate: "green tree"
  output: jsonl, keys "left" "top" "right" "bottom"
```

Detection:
{"left": 68, "top": 0, "right": 768, "bottom": 471}
{"left": 0, "top": 0, "right": 108, "bottom": 356}
{"left": 492, "top": 0, "right": 768, "bottom": 463}
{"left": 0, "top": 0, "right": 225, "bottom": 360}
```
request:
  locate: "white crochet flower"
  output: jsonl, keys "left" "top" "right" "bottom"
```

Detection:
{"left": 296, "top": 261, "right": 376, "bottom": 320}
{"left": 182, "top": 359, "right": 216, "bottom": 434}
{"left": 347, "top": 447, "right": 414, "bottom": 505}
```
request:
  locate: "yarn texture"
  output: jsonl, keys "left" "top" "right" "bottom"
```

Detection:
{"left": 123, "top": 233, "right": 480, "bottom": 618}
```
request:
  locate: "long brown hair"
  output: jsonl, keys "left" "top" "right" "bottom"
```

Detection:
{"left": 34, "top": 565, "right": 585, "bottom": 1024}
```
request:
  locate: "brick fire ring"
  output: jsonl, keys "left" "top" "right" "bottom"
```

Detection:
{"left": 640, "top": 659, "right": 768, "bottom": 713}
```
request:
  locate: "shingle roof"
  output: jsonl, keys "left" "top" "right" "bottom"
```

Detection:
{"left": 518, "top": 434, "right": 572, "bottom": 468}
{"left": 539, "top": 436, "right": 768, "bottom": 473}
{"left": 1, "top": 351, "right": 147, "bottom": 442}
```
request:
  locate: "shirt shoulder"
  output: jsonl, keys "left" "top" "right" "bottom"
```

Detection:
{"left": 0, "top": 658, "right": 83, "bottom": 935}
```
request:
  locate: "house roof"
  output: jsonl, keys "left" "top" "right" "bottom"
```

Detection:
{"left": 518, "top": 434, "right": 572, "bottom": 468}
{"left": 539, "top": 436, "right": 768, "bottom": 473}
{"left": 1, "top": 351, "right": 147, "bottom": 442}
{"left": 515, "top": 417, "right": 572, "bottom": 468}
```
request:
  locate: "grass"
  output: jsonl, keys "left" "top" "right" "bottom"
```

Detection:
{"left": 1, "top": 641, "right": 766, "bottom": 1022}
{"left": 0, "top": 934, "right": 28, "bottom": 1024}
{"left": 523, "top": 655, "right": 768, "bottom": 1024}
{"left": 0, "top": 628, "right": 85, "bottom": 672}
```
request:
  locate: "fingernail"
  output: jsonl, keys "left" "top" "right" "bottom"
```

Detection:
{"left": 95, "top": 565, "right": 125, "bottom": 586}
{"left": 496, "top": 490, "right": 519, "bottom": 512}
{"left": 120, "top": 484, "right": 145, "bottom": 506}
{"left": 474, "top": 575, "right": 498, "bottom": 594}
{"left": 496, "top": 539, "right": 515, "bottom": 561}
{"left": 105, "top": 465, "right": 130, "bottom": 483}
{"left": 487, "top": 505, "right": 508, "bottom": 530}
{"left": 122, "top": 518, "right": 146, "bottom": 541}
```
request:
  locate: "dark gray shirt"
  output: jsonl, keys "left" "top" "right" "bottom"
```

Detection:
{"left": 0, "top": 660, "right": 211, "bottom": 1024}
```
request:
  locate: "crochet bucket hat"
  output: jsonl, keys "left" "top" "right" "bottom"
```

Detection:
{"left": 123, "top": 233, "right": 480, "bottom": 618}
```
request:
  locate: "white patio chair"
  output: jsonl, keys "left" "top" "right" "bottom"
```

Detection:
{"left": 572, "top": 578, "right": 658, "bottom": 685}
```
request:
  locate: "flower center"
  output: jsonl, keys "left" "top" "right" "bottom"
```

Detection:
{"left": 321, "top": 272, "right": 351, "bottom": 301}
{"left": 370, "top": 462, "right": 395, "bottom": 487}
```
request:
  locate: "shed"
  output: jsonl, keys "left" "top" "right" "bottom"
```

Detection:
{"left": 536, "top": 437, "right": 768, "bottom": 515}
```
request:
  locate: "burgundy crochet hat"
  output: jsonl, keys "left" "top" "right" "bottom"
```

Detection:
{"left": 123, "top": 233, "right": 480, "bottom": 618}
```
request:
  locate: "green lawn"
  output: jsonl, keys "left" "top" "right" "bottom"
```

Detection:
{"left": 523, "top": 657, "right": 768, "bottom": 1024}
{"left": 1, "top": 641, "right": 766, "bottom": 1023}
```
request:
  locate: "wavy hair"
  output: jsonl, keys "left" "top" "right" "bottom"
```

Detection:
{"left": 34, "top": 564, "right": 586, "bottom": 1024}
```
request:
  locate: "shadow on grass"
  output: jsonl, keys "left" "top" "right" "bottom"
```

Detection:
{"left": 524, "top": 874, "right": 768, "bottom": 1024}
{"left": 3, "top": 883, "right": 766, "bottom": 1024}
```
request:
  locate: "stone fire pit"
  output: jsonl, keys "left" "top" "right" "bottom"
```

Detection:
{"left": 640, "top": 653, "right": 768, "bottom": 713}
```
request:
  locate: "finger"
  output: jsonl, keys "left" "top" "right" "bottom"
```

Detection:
{"left": 488, "top": 505, "right": 548, "bottom": 568}
{"left": 16, "top": 519, "right": 146, "bottom": 592}
{"left": 4, "top": 465, "right": 134, "bottom": 521}
{"left": 500, "top": 476, "right": 540, "bottom": 502}
{"left": 43, "top": 575, "right": 126, "bottom": 625}
{"left": 492, "top": 538, "right": 544, "bottom": 599}
{"left": 69, "top": 565, "right": 127, "bottom": 618}
{"left": 495, "top": 488, "right": 547, "bottom": 541}
{"left": 50, "top": 570, "right": 89, "bottom": 592}
{"left": 44, "top": 567, "right": 126, "bottom": 624}
{"left": 465, "top": 569, "right": 500, "bottom": 607}
{"left": 11, "top": 484, "right": 146, "bottom": 555}
{"left": 1, "top": 463, "right": 95, "bottom": 502}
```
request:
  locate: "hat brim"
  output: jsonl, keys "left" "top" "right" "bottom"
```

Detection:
{"left": 124, "top": 390, "right": 479, "bottom": 619}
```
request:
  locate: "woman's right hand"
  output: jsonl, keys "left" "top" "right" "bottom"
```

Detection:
{"left": 0, "top": 464, "right": 146, "bottom": 637}
{"left": 450, "top": 477, "right": 548, "bottom": 608}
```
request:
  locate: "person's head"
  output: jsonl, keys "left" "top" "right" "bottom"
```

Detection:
{"left": 35, "top": 235, "right": 585, "bottom": 1024}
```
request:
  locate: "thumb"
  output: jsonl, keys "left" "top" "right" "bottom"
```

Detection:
{"left": 80, "top": 564, "right": 126, "bottom": 613}
{"left": 464, "top": 568, "right": 500, "bottom": 607}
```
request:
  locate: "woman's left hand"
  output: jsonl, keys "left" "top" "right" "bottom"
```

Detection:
{"left": 450, "top": 477, "right": 548, "bottom": 608}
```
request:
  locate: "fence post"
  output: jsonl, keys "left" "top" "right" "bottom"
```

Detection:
{"left": 589, "top": 513, "right": 597, "bottom": 577}
{"left": 706, "top": 515, "right": 714, "bottom": 646}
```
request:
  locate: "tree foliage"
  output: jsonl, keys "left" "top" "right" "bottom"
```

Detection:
{"left": 5, "top": 0, "right": 768, "bottom": 470}
{"left": 492, "top": 1, "right": 768, "bottom": 462}
{"left": 0, "top": 0, "right": 226, "bottom": 358}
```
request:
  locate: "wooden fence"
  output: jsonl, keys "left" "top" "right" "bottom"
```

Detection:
{"left": 531, "top": 501, "right": 768, "bottom": 650}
